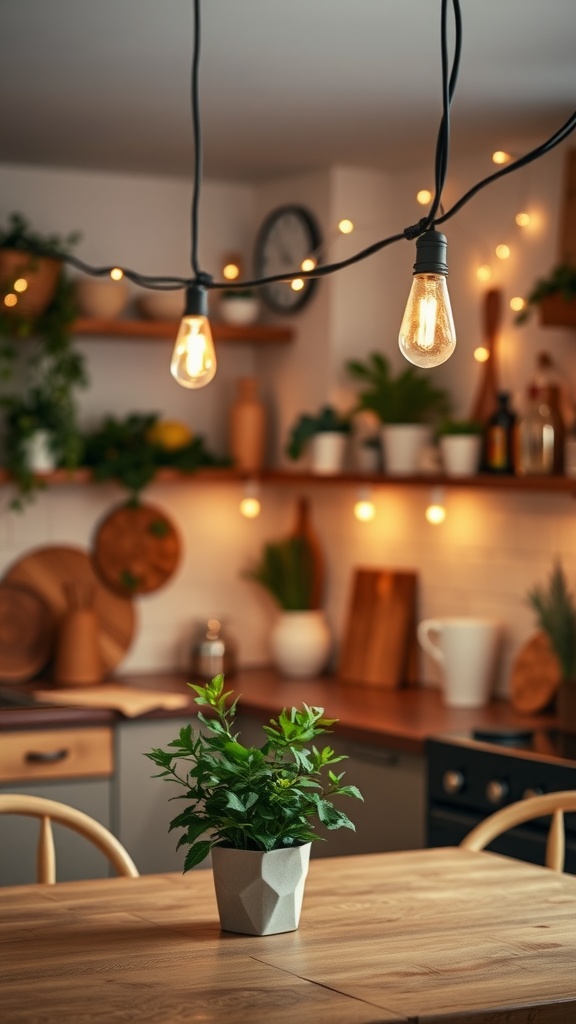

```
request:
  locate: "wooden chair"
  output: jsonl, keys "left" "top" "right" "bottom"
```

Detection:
{"left": 461, "top": 790, "right": 576, "bottom": 872}
{"left": 0, "top": 794, "right": 139, "bottom": 884}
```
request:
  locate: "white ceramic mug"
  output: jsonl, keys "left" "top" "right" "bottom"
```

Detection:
{"left": 417, "top": 617, "right": 499, "bottom": 708}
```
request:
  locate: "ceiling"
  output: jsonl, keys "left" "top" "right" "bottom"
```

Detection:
{"left": 0, "top": 0, "right": 574, "bottom": 183}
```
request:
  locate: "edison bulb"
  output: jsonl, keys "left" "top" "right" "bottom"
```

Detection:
{"left": 399, "top": 230, "right": 456, "bottom": 368}
{"left": 170, "top": 284, "right": 217, "bottom": 389}
{"left": 399, "top": 273, "right": 456, "bottom": 368}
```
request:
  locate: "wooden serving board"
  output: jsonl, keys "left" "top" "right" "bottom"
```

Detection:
{"left": 92, "top": 501, "right": 181, "bottom": 597}
{"left": 509, "top": 630, "right": 561, "bottom": 713}
{"left": 338, "top": 568, "right": 418, "bottom": 688}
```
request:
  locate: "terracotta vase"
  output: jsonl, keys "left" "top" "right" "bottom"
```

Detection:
{"left": 230, "top": 377, "right": 266, "bottom": 472}
{"left": 53, "top": 583, "right": 104, "bottom": 687}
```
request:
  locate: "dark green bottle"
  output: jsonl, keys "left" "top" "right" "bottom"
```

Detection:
{"left": 483, "top": 391, "right": 517, "bottom": 474}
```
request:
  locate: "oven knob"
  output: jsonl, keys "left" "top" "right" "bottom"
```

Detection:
{"left": 442, "top": 770, "right": 465, "bottom": 795}
{"left": 486, "top": 779, "right": 509, "bottom": 804}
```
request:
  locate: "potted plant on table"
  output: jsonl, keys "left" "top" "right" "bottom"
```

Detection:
{"left": 527, "top": 560, "right": 576, "bottom": 732}
{"left": 436, "top": 418, "right": 484, "bottom": 477}
{"left": 146, "top": 673, "right": 363, "bottom": 935}
{"left": 346, "top": 352, "right": 451, "bottom": 474}
{"left": 286, "top": 404, "right": 351, "bottom": 474}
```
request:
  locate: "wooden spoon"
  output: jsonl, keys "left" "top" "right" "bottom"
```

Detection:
{"left": 470, "top": 288, "right": 502, "bottom": 423}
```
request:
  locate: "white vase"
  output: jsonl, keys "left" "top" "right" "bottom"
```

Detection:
{"left": 309, "top": 432, "right": 347, "bottom": 474}
{"left": 211, "top": 842, "right": 311, "bottom": 935}
{"left": 381, "top": 424, "right": 431, "bottom": 475}
{"left": 440, "top": 434, "right": 482, "bottom": 477}
{"left": 271, "top": 610, "right": 331, "bottom": 678}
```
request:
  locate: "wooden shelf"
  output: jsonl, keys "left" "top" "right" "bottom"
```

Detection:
{"left": 1, "top": 466, "right": 576, "bottom": 494}
{"left": 72, "top": 317, "right": 294, "bottom": 343}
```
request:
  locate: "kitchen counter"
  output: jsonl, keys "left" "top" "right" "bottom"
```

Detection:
{"left": 0, "top": 667, "right": 557, "bottom": 753}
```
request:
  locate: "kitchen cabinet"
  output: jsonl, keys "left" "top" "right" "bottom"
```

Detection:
{"left": 0, "top": 726, "right": 114, "bottom": 886}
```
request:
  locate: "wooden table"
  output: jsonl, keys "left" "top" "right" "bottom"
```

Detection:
{"left": 2, "top": 848, "right": 576, "bottom": 1023}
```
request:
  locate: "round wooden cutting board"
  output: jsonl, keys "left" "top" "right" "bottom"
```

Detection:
{"left": 509, "top": 631, "right": 561, "bottom": 713}
{"left": 92, "top": 501, "right": 181, "bottom": 597}
{"left": 0, "top": 581, "right": 56, "bottom": 682}
{"left": 4, "top": 545, "right": 136, "bottom": 675}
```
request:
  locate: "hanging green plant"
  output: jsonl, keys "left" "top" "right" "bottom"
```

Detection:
{"left": 515, "top": 264, "right": 576, "bottom": 325}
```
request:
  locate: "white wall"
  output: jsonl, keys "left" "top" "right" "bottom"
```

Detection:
{"left": 1, "top": 146, "right": 575, "bottom": 702}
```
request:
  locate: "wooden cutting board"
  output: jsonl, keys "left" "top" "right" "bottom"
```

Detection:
{"left": 92, "top": 501, "right": 181, "bottom": 597}
{"left": 338, "top": 568, "right": 418, "bottom": 688}
{"left": 4, "top": 545, "right": 136, "bottom": 675}
{"left": 0, "top": 582, "right": 56, "bottom": 682}
{"left": 510, "top": 631, "right": 561, "bottom": 713}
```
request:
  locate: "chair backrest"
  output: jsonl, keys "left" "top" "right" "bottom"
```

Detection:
{"left": 0, "top": 794, "right": 139, "bottom": 884}
{"left": 461, "top": 790, "right": 576, "bottom": 872}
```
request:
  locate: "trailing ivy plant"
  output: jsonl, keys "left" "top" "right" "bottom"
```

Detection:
{"left": 146, "top": 673, "right": 363, "bottom": 870}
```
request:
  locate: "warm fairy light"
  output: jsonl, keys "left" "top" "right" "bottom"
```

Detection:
{"left": 416, "top": 189, "right": 433, "bottom": 205}
{"left": 110, "top": 267, "right": 124, "bottom": 281}
{"left": 290, "top": 278, "right": 304, "bottom": 292}
{"left": 495, "top": 244, "right": 510, "bottom": 260}
{"left": 338, "top": 219, "right": 354, "bottom": 234}
{"left": 301, "top": 257, "right": 316, "bottom": 272}
{"left": 426, "top": 501, "right": 446, "bottom": 525}
{"left": 510, "top": 296, "right": 525, "bottom": 312}
{"left": 476, "top": 265, "right": 492, "bottom": 282}
{"left": 354, "top": 490, "right": 376, "bottom": 522}
{"left": 13, "top": 278, "right": 28, "bottom": 292}
{"left": 239, "top": 496, "right": 261, "bottom": 519}
{"left": 474, "top": 346, "right": 490, "bottom": 363}
{"left": 492, "top": 151, "right": 512, "bottom": 165}
{"left": 223, "top": 262, "right": 240, "bottom": 281}
{"left": 3, "top": 293, "right": 18, "bottom": 307}
{"left": 515, "top": 211, "right": 531, "bottom": 228}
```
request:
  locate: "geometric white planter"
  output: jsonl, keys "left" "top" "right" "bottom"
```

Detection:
{"left": 211, "top": 843, "right": 311, "bottom": 935}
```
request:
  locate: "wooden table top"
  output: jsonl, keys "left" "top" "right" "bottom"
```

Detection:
{"left": 2, "top": 847, "right": 576, "bottom": 1024}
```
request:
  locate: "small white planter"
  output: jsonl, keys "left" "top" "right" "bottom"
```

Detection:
{"left": 271, "top": 610, "right": 331, "bottom": 678}
{"left": 211, "top": 843, "right": 311, "bottom": 935}
{"left": 381, "top": 424, "right": 431, "bottom": 475}
{"left": 219, "top": 296, "right": 260, "bottom": 325}
{"left": 440, "top": 434, "right": 482, "bottom": 477}
{"left": 22, "top": 430, "right": 57, "bottom": 472}
{"left": 309, "top": 431, "right": 348, "bottom": 474}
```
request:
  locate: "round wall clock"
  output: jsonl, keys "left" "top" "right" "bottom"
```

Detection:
{"left": 254, "top": 205, "right": 321, "bottom": 314}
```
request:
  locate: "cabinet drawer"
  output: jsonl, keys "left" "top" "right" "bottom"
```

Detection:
{"left": 0, "top": 728, "right": 113, "bottom": 783}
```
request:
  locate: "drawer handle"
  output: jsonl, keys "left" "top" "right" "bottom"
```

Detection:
{"left": 25, "top": 748, "right": 70, "bottom": 764}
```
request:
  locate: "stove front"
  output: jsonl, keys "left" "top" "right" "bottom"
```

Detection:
{"left": 426, "top": 727, "right": 576, "bottom": 873}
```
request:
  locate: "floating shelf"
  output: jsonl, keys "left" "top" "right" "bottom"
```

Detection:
{"left": 72, "top": 317, "right": 294, "bottom": 343}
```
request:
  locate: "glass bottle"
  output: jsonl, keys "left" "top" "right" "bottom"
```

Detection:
{"left": 517, "top": 385, "right": 561, "bottom": 475}
{"left": 483, "top": 391, "right": 517, "bottom": 474}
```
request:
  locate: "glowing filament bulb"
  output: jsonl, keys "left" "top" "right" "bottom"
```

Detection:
{"left": 510, "top": 296, "right": 525, "bottom": 312}
{"left": 425, "top": 488, "right": 446, "bottom": 525}
{"left": 354, "top": 488, "right": 375, "bottom": 522}
{"left": 110, "top": 267, "right": 124, "bottom": 280}
{"left": 492, "top": 151, "right": 512, "bottom": 164}
{"left": 301, "top": 257, "right": 316, "bottom": 272}
{"left": 417, "top": 189, "right": 432, "bottom": 205}
{"left": 13, "top": 278, "right": 28, "bottom": 293}
{"left": 338, "top": 219, "right": 354, "bottom": 234}
{"left": 515, "top": 212, "right": 531, "bottom": 228}
{"left": 474, "top": 346, "right": 490, "bottom": 363}
{"left": 170, "top": 284, "right": 217, "bottom": 389}
{"left": 399, "top": 231, "right": 455, "bottom": 368}
{"left": 3, "top": 293, "right": 17, "bottom": 307}
{"left": 291, "top": 278, "right": 304, "bottom": 292}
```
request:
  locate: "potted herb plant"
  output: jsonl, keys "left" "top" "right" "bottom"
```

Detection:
{"left": 244, "top": 532, "right": 330, "bottom": 678}
{"left": 286, "top": 404, "right": 351, "bottom": 474}
{"left": 218, "top": 287, "right": 260, "bottom": 325}
{"left": 0, "top": 211, "right": 81, "bottom": 316}
{"left": 146, "top": 673, "right": 363, "bottom": 935}
{"left": 346, "top": 352, "right": 451, "bottom": 474}
{"left": 515, "top": 264, "right": 576, "bottom": 328}
{"left": 436, "top": 418, "right": 484, "bottom": 477}
{"left": 527, "top": 560, "right": 576, "bottom": 732}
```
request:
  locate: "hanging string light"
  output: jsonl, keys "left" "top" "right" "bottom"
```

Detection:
{"left": 18, "top": 0, "right": 576, "bottom": 389}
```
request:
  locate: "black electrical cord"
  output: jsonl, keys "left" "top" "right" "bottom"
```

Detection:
{"left": 17, "top": 0, "right": 576, "bottom": 294}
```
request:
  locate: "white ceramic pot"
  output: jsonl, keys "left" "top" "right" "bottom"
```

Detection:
{"left": 211, "top": 842, "right": 311, "bottom": 935}
{"left": 381, "top": 424, "right": 431, "bottom": 475}
{"left": 219, "top": 296, "right": 260, "bottom": 325}
{"left": 271, "top": 610, "right": 331, "bottom": 678}
{"left": 309, "top": 432, "right": 347, "bottom": 474}
{"left": 75, "top": 278, "right": 129, "bottom": 319}
{"left": 22, "top": 430, "right": 57, "bottom": 472}
{"left": 440, "top": 434, "right": 482, "bottom": 477}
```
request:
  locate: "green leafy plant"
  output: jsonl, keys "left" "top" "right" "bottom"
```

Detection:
{"left": 244, "top": 534, "right": 316, "bottom": 610}
{"left": 286, "top": 404, "right": 351, "bottom": 461}
{"left": 0, "top": 211, "right": 81, "bottom": 257}
{"left": 82, "top": 412, "right": 228, "bottom": 500}
{"left": 527, "top": 561, "right": 576, "bottom": 680}
{"left": 436, "top": 418, "right": 483, "bottom": 437}
{"left": 515, "top": 264, "right": 576, "bottom": 325}
{"left": 145, "top": 673, "right": 363, "bottom": 870}
{"left": 346, "top": 351, "right": 451, "bottom": 424}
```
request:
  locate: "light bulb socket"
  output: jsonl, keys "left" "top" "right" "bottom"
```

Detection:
{"left": 413, "top": 230, "right": 448, "bottom": 276}
{"left": 185, "top": 282, "right": 209, "bottom": 317}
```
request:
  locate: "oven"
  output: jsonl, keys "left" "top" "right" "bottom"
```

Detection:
{"left": 426, "top": 727, "right": 576, "bottom": 874}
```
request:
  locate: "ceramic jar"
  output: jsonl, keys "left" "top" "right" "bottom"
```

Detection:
{"left": 270, "top": 610, "right": 331, "bottom": 678}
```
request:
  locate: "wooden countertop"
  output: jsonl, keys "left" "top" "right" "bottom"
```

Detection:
{"left": 3, "top": 847, "right": 576, "bottom": 1023}
{"left": 0, "top": 668, "right": 557, "bottom": 753}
